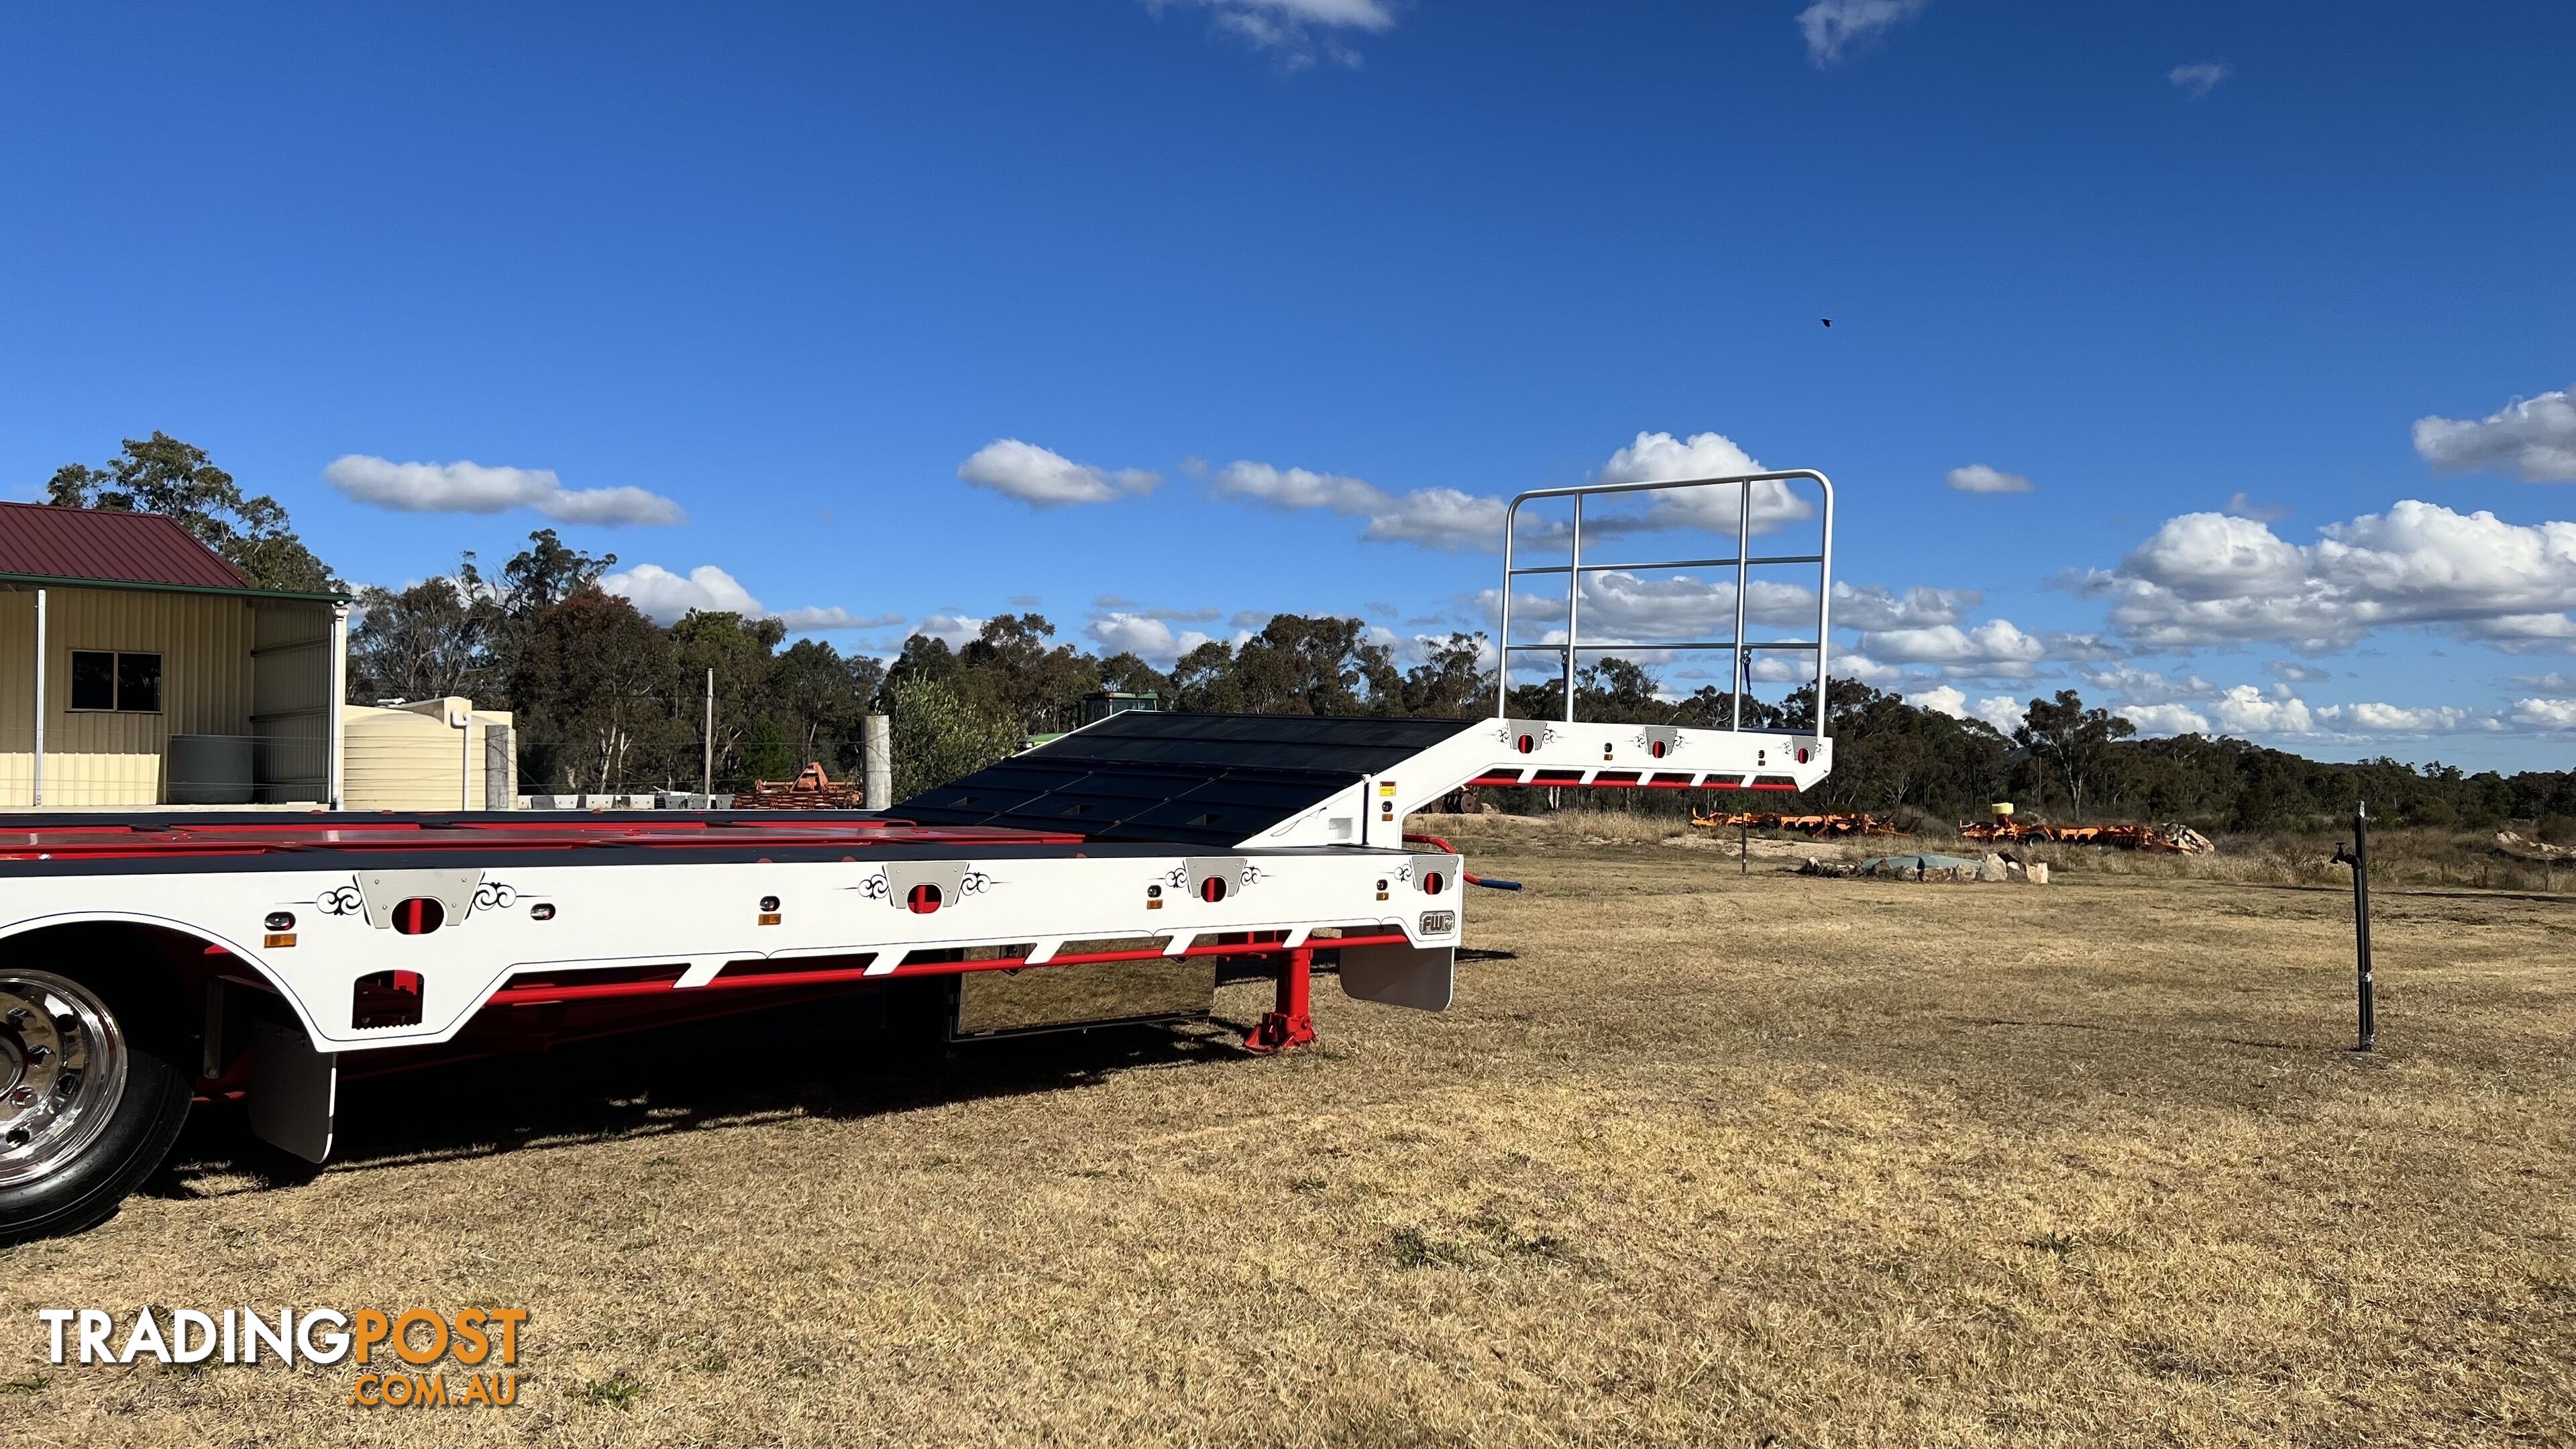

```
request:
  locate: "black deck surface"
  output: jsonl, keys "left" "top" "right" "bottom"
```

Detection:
{"left": 898, "top": 712, "right": 1480, "bottom": 847}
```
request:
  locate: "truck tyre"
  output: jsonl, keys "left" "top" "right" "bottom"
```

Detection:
{"left": 0, "top": 967, "right": 194, "bottom": 1244}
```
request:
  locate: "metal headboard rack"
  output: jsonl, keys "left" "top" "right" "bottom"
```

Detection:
{"left": 1495, "top": 470, "right": 1835, "bottom": 745}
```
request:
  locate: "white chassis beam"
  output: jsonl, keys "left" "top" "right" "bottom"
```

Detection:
{"left": 0, "top": 846, "right": 1462, "bottom": 1055}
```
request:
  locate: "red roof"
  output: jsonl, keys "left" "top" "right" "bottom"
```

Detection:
{"left": 0, "top": 502, "right": 256, "bottom": 592}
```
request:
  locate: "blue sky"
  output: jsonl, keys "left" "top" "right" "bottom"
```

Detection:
{"left": 5, "top": 1, "right": 2574, "bottom": 769}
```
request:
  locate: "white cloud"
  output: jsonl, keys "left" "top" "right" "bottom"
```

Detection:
{"left": 2209, "top": 684, "right": 2315, "bottom": 737}
{"left": 2121, "top": 511, "right": 2309, "bottom": 598}
{"left": 1207, "top": 429, "right": 1809, "bottom": 554}
{"left": 1832, "top": 582, "right": 1980, "bottom": 631}
{"left": 1209, "top": 0, "right": 1391, "bottom": 23}
{"left": 2084, "top": 665, "right": 2494, "bottom": 739}
{"left": 2508, "top": 698, "right": 2576, "bottom": 729}
{"left": 1089, "top": 598, "right": 1221, "bottom": 626}
{"left": 2265, "top": 660, "right": 2332, "bottom": 683}
{"left": 2514, "top": 672, "right": 2576, "bottom": 692}
{"left": 1599, "top": 429, "right": 1760, "bottom": 486}
{"left": 2314, "top": 702, "right": 2477, "bottom": 733}
{"left": 1159, "top": 0, "right": 1392, "bottom": 66}
{"left": 1970, "top": 695, "right": 2025, "bottom": 733}
{"left": 2041, "top": 631, "right": 2125, "bottom": 663}
{"left": 601, "top": 562, "right": 894, "bottom": 632}
{"left": 2168, "top": 62, "right": 2231, "bottom": 97}
{"left": 1945, "top": 464, "right": 2032, "bottom": 494}
{"left": 2119, "top": 702, "right": 2212, "bottom": 737}
{"left": 1210, "top": 461, "right": 1383, "bottom": 513}
{"left": 1364, "top": 488, "right": 1512, "bottom": 549}
{"left": 2083, "top": 501, "right": 2576, "bottom": 655}
{"left": 1799, "top": 0, "right": 1929, "bottom": 64}
{"left": 1085, "top": 600, "right": 1261, "bottom": 661}
{"left": 1906, "top": 688, "right": 2025, "bottom": 734}
{"left": 2225, "top": 491, "right": 2289, "bottom": 522}
{"left": 1597, "top": 431, "right": 1812, "bottom": 536}
{"left": 1210, "top": 461, "right": 1509, "bottom": 553}
{"left": 959, "top": 439, "right": 1159, "bottom": 508}
{"left": 775, "top": 606, "right": 906, "bottom": 632}
{"left": 2074, "top": 674, "right": 2498, "bottom": 741}
{"left": 2413, "top": 385, "right": 2576, "bottom": 482}
{"left": 2082, "top": 663, "right": 2214, "bottom": 704}
{"left": 602, "top": 564, "right": 761, "bottom": 622}
{"left": 1087, "top": 612, "right": 1218, "bottom": 663}
{"left": 911, "top": 614, "right": 986, "bottom": 649}
{"left": 1829, "top": 652, "right": 1904, "bottom": 685}
{"left": 1746, "top": 650, "right": 1821, "bottom": 684}
{"left": 1856, "top": 618, "right": 2045, "bottom": 678}
{"left": 325, "top": 455, "right": 686, "bottom": 527}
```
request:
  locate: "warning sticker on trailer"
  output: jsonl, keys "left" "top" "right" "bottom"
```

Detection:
{"left": 1379, "top": 782, "right": 1397, "bottom": 796}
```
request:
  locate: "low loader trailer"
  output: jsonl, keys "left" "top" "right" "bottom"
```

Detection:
{"left": 0, "top": 470, "right": 1835, "bottom": 1240}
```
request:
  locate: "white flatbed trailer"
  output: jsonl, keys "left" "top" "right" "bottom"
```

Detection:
{"left": 0, "top": 470, "right": 1834, "bottom": 1240}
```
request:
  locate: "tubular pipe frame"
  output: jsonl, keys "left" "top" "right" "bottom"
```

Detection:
{"left": 1495, "top": 470, "right": 1834, "bottom": 743}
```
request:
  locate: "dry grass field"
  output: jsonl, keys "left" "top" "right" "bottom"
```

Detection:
{"left": 4, "top": 822, "right": 2572, "bottom": 1447}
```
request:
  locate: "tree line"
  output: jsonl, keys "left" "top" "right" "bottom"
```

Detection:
{"left": 42, "top": 433, "right": 2576, "bottom": 830}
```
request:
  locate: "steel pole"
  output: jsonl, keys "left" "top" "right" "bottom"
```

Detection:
{"left": 326, "top": 601, "right": 348, "bottom": 808}
{"left": 1563, "top": 494, "right": 1583, "bottom": 723}
{"left": 2334, "top": 800, "right": 2375, "bottom": 1051}
{"left": 2353, "top": 800, "right": 2375, "bottom": 1051}
{"left": 702, "top": 667, "right": 714, "bottom": 800}
{"left": 30, "top": 588, "right": 43, "bottom": 808}
{"left": 1731, "top": 478, "right": 1751, "bottom": 732}
{"left": 1497, "top": 501, "right": 1516, "bottom": 719}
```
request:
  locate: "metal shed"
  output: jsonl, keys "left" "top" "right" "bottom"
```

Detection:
{"left": 0, "top": 503, "right": 347, "bottom": 808}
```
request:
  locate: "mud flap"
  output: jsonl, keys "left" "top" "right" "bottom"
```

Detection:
{"left": 1335, "top": 941, "right": 1453, "bottom": 1012}
{"left": 248, "top": 1020, "right": 337, "bottom": 1163}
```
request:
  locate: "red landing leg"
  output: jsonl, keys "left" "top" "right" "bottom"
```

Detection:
{"left": 1244, "top": 945, "right": 1318, "bottom": 1054}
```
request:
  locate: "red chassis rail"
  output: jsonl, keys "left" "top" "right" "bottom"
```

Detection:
{"left": 0, "top": 814, "right": 1077, "bottom": 862}
{"left": 482, "top": 930, "right": 1399, "bottom": 1059}
{"left": 1464, "top": 774, "right": 1799, "bottom": 791}
{"left": 483, "top": 930, "right": 1406, "bottom": 1005}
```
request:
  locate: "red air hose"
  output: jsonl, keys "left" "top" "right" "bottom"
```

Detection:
{"left": 1403, "top": 833, "right": 1522, "bottom": 891}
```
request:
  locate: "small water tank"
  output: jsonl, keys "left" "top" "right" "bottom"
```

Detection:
{"left": 168, "top": 734, "right": 256, "bottom": 804}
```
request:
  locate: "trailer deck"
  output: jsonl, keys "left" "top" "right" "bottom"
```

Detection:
{"left": 0, "top": 466, "right": 1839, "bottom": 1243}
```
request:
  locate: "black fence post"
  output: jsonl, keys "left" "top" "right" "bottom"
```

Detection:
{"left": 2332, "top": 800, "right": 2375, "bottom": 1052}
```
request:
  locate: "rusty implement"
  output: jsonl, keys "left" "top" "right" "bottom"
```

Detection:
{"left": 1956, "top": 820, "right": 2214, "bottom": 853}
{"left": 741, "top": 761, "right": 869, "bottom": 810}
{"left": 1689, "top": 811, "right": 1900, "bottom": 837}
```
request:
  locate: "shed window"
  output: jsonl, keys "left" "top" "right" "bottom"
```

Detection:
{"left": 68, "top": 651, "right": 162, "bottom": 713}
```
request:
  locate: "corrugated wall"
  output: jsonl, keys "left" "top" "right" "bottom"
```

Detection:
{"left": 250, "top": 598, "right": 334, "bottom": 802}
{"left": 0, "top": 585, "right": 272, "bottom": 806}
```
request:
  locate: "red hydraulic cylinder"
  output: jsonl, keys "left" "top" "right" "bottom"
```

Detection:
{"left": 1243, "top": 945, "right": 1317, "bottom": 1054}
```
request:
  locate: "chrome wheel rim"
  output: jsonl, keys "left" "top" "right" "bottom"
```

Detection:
{"left": 0, "top": 973, "right": 129, "bottom": 1189}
